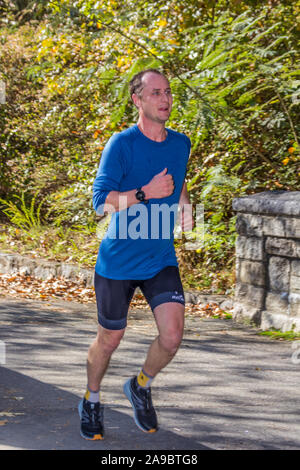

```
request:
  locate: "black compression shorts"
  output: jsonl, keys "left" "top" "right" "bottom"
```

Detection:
{"left": 94, "top": 265, "right": 185, "bottom": 330}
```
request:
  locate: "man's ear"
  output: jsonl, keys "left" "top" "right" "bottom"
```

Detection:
{"left": 132, "top": 93, "right": 140, "bottom": 109}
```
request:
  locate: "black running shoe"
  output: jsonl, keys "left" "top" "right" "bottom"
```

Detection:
{"left": 123, "top": 376, "right": 158, "bottom": 433}
{"left": 78, "top": 397, "right": 104, "bottom": 440}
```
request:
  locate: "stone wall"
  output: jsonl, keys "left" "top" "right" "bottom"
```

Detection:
{"left": 232, "top": 190, "right": 300, "bottom": 332}
{"left": 0, "top": 252, "right": 95, "bottom": 286}
{"left": 0, "top": 252, "right": 233, "bottom": 310}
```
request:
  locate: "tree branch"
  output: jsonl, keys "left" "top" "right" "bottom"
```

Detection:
{"left": 72, "top": 7, "right": 278, "bottom": 170}
{"left": 275, "top": 90, "right": 299, "bottom": 146}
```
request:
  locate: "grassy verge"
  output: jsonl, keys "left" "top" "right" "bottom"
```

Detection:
{"left": 258, "top": 330, "right": 300, "bottom": 341}
{"left": 0, "top": 223, "right": 98, "bottom": 267}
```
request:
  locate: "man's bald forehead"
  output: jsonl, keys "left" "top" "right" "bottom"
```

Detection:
{"left": 141, "top": 71, "right": 170, "bottom": 87}
{"left": 129, "top": 68, "right": 169, "bottom": 99}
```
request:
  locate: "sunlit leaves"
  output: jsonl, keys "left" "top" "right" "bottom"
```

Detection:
{"left": 1, "top": 0, "right": 299, "bottom": 281}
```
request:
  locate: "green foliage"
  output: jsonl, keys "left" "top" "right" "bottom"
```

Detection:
{"left": 259, "top": 330, "right": 300, "bottom": 341}
{"left": 0, "top": 0, "right": 299, "bottom": 290}
{"left": 0, "top": 191, "right": 45, "bottom": 232}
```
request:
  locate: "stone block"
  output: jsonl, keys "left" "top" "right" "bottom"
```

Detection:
{"left": 291, "top": 259, "right": 300, "bottom": 276}
{"left": 59, "top": 263, "right": 80, "bottom": 278}
{"left": 291, "top": 318, "right": 300, "bottom": 332}
{"left": 262, "top": 215, "right": 286, "bottom": 237}
{"left": 233, "top": 302, "right": 261, "bottom": 325}
{"left": 33, "top": 263, "right": 57, "bottom": 280}
{"left": 219, "top": 298, "right": 234, "bottom": 310}
{"left": 232, "top": 191, "right": 300, "bottom": 217}
{"left": 265, "top": 292, "right": 300, "bottom": 317}
{"left": 291, "top": 275, "right": 300, "bottom": 294}
{"left": 289, "top": 293, "right": 300, "bottom": 317}
{"left": 265, "top": 291, "right": 289, "bottom": 314}
{"left": 240, "top": 260, "right": 265, "bottom": 286}
{"left": 236, "top": 235, "right": 264, "bottom": 260}
{"left": 291, "top": 260, "right": 300, "bottom": 294}
{"left": 235, "top": 257, "right": 241, "bottom": 281}
{"left": 234, "top": 282, "right": 265, "bottom": 309}
{"left": 78, "top": 268, "right": 94, "bottom": 287}
{"left": 261, "top": 311, "right": 300, "bottom": 333}
{"left": 235, "top": 213, "right": 263, "bottom": 237}
{"left": 268, "top": 256, "right": 290, "bottom": 292}
{"left": 285, "top": 217, "right": 300, "bottom": 239}
{"left": 0, "top": 253, "right": 15, "bottom": 273}
{"left": 266, "top": 237, "right": 300, "bottom": 258}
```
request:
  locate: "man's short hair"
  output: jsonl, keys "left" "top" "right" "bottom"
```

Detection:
{"left": 129, "top": 69, "right": 167, "bottom": 100}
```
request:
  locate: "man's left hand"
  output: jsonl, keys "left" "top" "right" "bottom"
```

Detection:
{"left": 180, "top": 203, "right": 194, "bottom": 232}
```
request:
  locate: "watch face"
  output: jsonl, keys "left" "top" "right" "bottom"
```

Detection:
{"left": 136, "top": 190, "right": 145, "bottom": 201}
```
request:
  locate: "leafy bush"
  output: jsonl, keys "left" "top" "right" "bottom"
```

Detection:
{"left": 0, "top": 0, "right": 299, "bottom": 290}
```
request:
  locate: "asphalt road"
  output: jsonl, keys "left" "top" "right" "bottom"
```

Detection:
{"left": 0, "top": 297, "right": 300, "bottom": 451}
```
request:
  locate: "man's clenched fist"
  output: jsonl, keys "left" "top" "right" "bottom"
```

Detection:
{"left": 143, "top": 168, "right": 174, "bottom": 199}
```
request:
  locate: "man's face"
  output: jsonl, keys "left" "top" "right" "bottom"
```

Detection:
{"left": 133, "top": 72, "right": 173, "bottom": 124}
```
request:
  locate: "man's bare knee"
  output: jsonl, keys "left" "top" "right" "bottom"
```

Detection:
{"left": 158, "top": 329, "right": 183, "bottom": 356}
{"left": 96, "top": 327, "right": 125, "bottom": 355}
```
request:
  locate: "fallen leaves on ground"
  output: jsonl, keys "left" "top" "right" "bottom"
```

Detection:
{"left": 0, "top": 273, "right": 232, "bottom": 319}
{"left": 0, "top": 272, "right": 95, "bottom": 303}
{"left": 131, "top": 294, "right": 232, "bottom": 319}
{"left": 185, "top": 302, "right": 233, "bottom": 319}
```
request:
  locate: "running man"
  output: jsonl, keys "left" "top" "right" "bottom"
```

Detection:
{"left": 78, "top": 69, "right": 193, "bottom": 440}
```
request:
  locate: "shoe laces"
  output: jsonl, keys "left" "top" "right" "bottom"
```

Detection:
{"left": 85, "top": 402, "right": 102, "bottom": 424}
{"left": 139, "top": 386, "right": 153, "bottom": 411}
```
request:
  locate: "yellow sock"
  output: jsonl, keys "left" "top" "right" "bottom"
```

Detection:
{"left": 137, "top": 369, "right": 154, "bottom": 389}
{"left": 84, "top": 387, "right": 100, "bottom": 403}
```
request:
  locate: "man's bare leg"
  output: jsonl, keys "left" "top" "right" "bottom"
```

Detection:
{"left": 142, "top": 302, "right": 185, "bottom": 378}
{"left": 123, "top": 302, "right": 184, "bottom": 433}
{"left": 79, "top": 325, "right": 125, "bottom": 440}
{"left": 87, "top": 325, "right": 125, "bottom": 391}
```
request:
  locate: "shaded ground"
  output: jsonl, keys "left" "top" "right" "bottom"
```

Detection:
{"left": 0, "top": 297, "right": 300, "bottom": 450}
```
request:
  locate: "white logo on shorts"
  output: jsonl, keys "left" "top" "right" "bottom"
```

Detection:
{"left": 171, "top": 294, "right": 184, "bottom": 301}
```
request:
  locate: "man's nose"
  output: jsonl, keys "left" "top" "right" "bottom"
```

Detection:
{"left": 161, "top": 92, "right": 170, "bottom": 102}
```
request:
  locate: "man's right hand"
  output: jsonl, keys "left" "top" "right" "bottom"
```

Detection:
{"left": 143, "top": 168, "right": 174, "bottom": 199}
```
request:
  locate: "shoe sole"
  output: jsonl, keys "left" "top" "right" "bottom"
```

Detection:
{"left": 78, "top": 399, "right": 104, "bottom": 440}
{"left": 123, "top": 379, "right": 157, "bottom": 434}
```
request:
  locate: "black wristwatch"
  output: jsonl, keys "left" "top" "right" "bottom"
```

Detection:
{"left": 135, "top": 188, "right": 148, "bottom": 204}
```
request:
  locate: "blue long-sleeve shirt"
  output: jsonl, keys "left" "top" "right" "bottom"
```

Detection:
{"left": 93, "top": 124, "right": 190, "bottom": 280}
